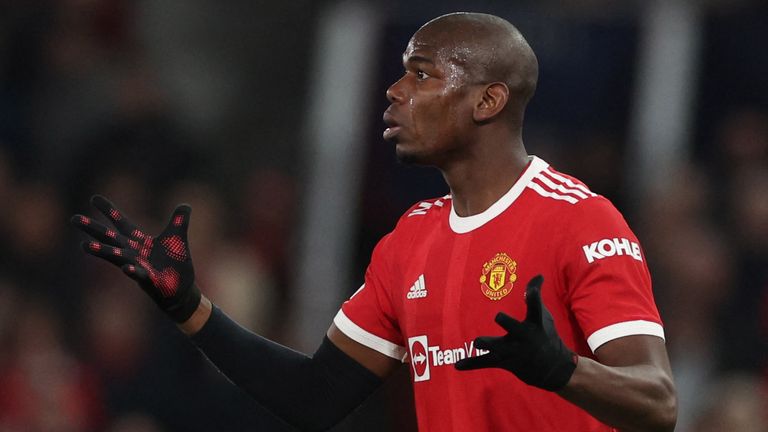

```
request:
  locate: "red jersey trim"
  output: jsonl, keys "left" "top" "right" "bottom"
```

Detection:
{"left": 587, "top": 320, "right": 665, "bottom": 353}
{"left": 333, "top": 309, "right": 407, "bottom": 360}
{"left": 449, "top": 156, "right": 549, "bottom": 233}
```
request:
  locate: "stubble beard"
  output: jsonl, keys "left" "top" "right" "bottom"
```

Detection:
{"left": 395, "top": 145, "right": 431, "bottom": 166}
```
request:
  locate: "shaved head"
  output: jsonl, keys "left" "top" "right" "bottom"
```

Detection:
{"left": 412, "top": 12, "right": 539, "bottom": 109}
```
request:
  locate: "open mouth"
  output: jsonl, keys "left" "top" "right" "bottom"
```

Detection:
{"left": 383, "top": 111, "right": 401, "bottom": 140}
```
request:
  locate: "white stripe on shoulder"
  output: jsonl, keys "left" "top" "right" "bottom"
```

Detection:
{"left": 543, "top": 168, "right": 596, "bottom": 197}
{"left": 408, "top": 195, "right": 452, "bottom": 217}
{"left": 408, "top": 198, "right": 448, "bottom": 216}
{"left": 587, "top": 320, "right": 665, "bottom": 353}
{"left": 533, "top": 173, "right": 590, "bottom": 199}
{"left": 408, "top": 201, "right": 432, "bottom": 216}
{"left": 526, "top": 181, "right": 579, "bottom": 204}
{"left": 334, "top": 309, "right": 407, "bottom": 360}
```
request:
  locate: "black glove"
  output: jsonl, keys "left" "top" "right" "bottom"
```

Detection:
{"left": 455, "top": 275, "right": 577, "bottom": 391}
{"left": 71, "top": 195, "right": 201, "bottom": 323}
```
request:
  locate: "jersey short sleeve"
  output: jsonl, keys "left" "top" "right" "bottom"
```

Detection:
{"left": 561, "top": 197, "right": 664, "bottom": 353}
{"left": 333, "top": 233, "right": 406, "bottom": 360}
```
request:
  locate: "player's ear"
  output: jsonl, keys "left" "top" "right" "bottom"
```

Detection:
{"left": 473, "top": 82, "right": 509, "bottom": 123}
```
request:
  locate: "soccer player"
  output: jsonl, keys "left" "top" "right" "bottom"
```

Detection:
{"left": 72, "top": 12, "right": 677, "bottom": 432}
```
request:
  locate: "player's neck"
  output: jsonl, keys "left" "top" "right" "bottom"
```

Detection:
{"left": 442, "top": 138, "right": 529, "bottom": 217}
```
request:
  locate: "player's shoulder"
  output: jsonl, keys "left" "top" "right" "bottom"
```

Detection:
{"left": 527, "top": 163, "right": 627, "bottom": 222}
{"left": 397, "top": 195, "right": 450, "bottom": 221}
{"left": 392, "top": 195, "right": 451, "bottom": 229}
{"left": 526, "top": 164, "right": 600, "bottom": 207}
{"left": 528, "top": 166, "right": 625, "bottom": 225}
{"left": 375, "top": 195, "right": 450, "bottom": 251}
{"left": 403, "top": 195, "right": 451, "bottom": 217}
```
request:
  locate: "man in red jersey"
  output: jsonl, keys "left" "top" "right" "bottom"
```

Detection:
{"left": 73, "top": 12, "right": 677, "bottom": 432}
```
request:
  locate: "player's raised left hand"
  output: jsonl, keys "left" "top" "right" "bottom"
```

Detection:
{"left": 71, "top": 195, "right": 201, "bottom": 323}
{"left": 455, "top": 275, "right": 577, "bottom": 391}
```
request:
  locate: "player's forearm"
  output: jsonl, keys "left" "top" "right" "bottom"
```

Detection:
{"left": 190, "top": 305, "right": 382, "bottom": 431}
{"left": 557, "top": 356, "right": 677, "bottom": 432}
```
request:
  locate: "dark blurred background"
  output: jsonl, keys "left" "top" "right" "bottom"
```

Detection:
{"left": 0, "top": 0, "right": 766, "bottom": 431}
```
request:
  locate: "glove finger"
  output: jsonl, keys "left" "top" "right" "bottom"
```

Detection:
{"left": 494, "top": 312, "right": 527, "bottom": 339}
{"left": 122, "top": 263, "right": 150, "bottom": 284}
{"left": 71, "top": 214, "right": 127, "bottom": 247}
{"left": 81, "top": 241, "right": 136, "bottom": 267}
{"left": 166, "top": 204, "right": 192, "bottom": 236}
{"left": 524, "top": 275, "right": 544, "bottom": 326}
{"left": 91, "top": 195, "right": 142, "bottom": 238}
{"left": 473, "top": 335, "right": 505, "bottom": 351}
{"left": 454, "top": 352, "right": 500, "bottom": 371}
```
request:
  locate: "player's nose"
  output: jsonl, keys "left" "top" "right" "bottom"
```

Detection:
{"left": 386, "top": 76, "right": 406, "bottom": 103}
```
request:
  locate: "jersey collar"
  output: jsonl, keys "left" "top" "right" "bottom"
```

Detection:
{"left": 448, "top": 155, "right": 549, "bottom": 234}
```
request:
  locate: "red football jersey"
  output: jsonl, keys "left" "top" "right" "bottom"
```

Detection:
{"left": 335, "top": 156, "right": 664, "bottom": 431}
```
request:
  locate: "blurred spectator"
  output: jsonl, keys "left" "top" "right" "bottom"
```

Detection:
{"left": 716, "top": 109, "right": 768, "bottom": 173}
{"left": 653, "top": 222, "right": 733, "bottom": 430}
{"left": 1, "top": 182, "right": 80, "bottom": 315}
{"left": 687, "top": 373, "right": 768, "bottom": 432}
{"left": 239, "top": 168, "right": 297, "bottom": 336}
{"left": 0, "top": 148, "right": 15, "bottom": 268}
{"left": 27, "top": 0, "right": 134, "bottom": 179}
{"left": 63, "top": 65, "right": 203, "bottom": 206}
{"left": 718, "top": 167, "right": 768, "bottom": 372}
{"left": 0, "top": 298, "right": 104, "bottom": 432}
{"left": 728, "top": 168, "right": 768, "bottom": 255}
{"left": 0, "top": 280, "right": 20, "bottom": 366}
{"left": 0, "top": 148, "right": 14, "bottom": 212}
{"left": 241, "top": 168, "right": 297, "bottom": 283}
{"left": 5, "top": 183, "right": 64, "bottom": 266}
{"left": 166, "top": 180, "right": 277, "bottom": 335}
{"left": 83, "top": 280, "right": 151, "bottom": 382}
{"left": 637, "top": 161, "right": 732, "bottom": 430}
{"left": 637, "top": 162, "right": 714, "bottom": 264}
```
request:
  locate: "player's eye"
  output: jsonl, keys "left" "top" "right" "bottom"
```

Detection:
{"left": 416, "top": 70, "right": 430, "bottom": 80}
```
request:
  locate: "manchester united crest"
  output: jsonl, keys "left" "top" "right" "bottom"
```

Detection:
{"left": 479, "top": 253, "right": 518, "bottom": 300}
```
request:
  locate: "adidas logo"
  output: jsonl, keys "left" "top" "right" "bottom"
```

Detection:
{"left": 407, "top": 274, "right": 427, "bottom": 299}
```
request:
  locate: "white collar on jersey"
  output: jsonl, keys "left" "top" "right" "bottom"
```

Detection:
{"left": 449, "top": 155, "right": 549, "bottom": 234}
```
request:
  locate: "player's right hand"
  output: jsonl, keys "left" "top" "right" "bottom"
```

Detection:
{"left": 71, "top": 195, "right": 201, "bottom": 323}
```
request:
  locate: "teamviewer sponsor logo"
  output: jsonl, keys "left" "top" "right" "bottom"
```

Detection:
{"left": 583, "top": 237, "right": 643, "bottom": 263}
{"left": 408, "top": 335, "right": 489, "bottom": 382}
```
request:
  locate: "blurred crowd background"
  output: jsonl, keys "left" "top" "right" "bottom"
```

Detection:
{"left": 0, "top": 0, "right": 766, "bottom": 431}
